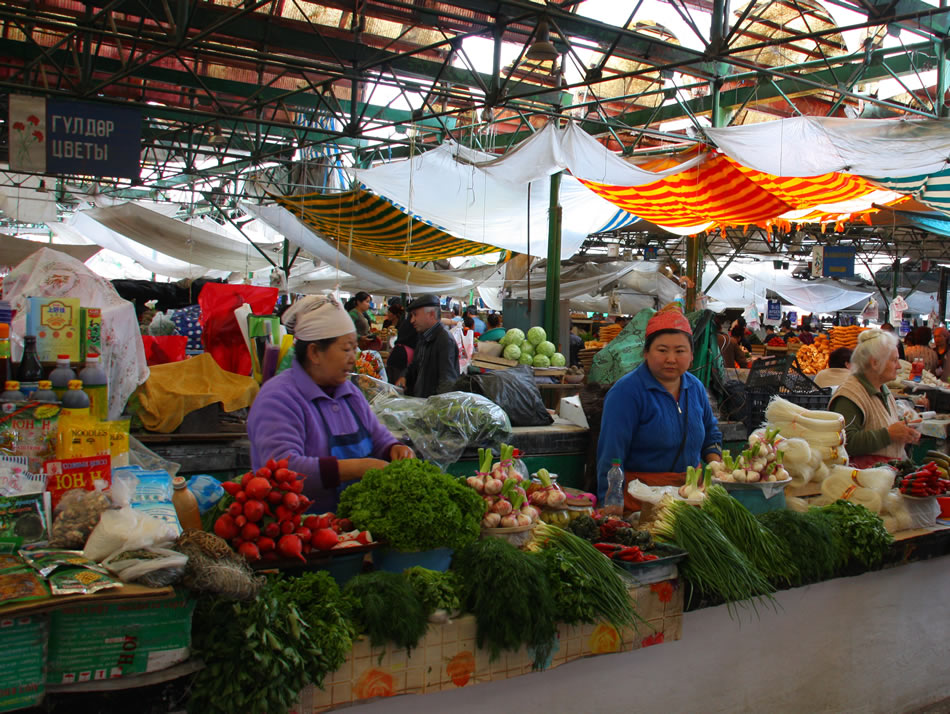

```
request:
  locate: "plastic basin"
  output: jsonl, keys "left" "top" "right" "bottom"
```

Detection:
{"left": 718, "top": 483, "right": 786, "bottom": 515}
{"left": 938, "top": 496, "right": 950, "bottom": 520}
{"left": 372, "top": 547, "right": 453, "bottom": 573}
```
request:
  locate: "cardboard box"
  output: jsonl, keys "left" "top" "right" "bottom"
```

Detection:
{"left": 558, "top": 395, "right": 589, "bottom": 428}
{"left": 80, "top": 307, "right": 102, "bottom": 360}
{"left": 0, "top": 614, "right": 47, "bottom": 712}
{"left": 27, "top": 297, "right": 81, "bottom": 363}
{"left": 46, "top": 590, "right": 194, "bottom": 684}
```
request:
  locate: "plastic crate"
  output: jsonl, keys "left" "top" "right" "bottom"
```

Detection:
{"left": 745, "top": 386, "right": 832, "bottom": 430}
{"left": 746, "top": 355, "right": 793, "bottom": 389}
{"left": 783, "top": 359, "right": 826, "bottom": 395}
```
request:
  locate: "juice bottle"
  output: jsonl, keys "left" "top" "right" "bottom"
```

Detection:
{"left": 33, "top": 380, "right": 58, "bottom": 403}
{"left": 48, "top": 354, "right": 77, "bottom": 400}
{"left": 172, "top": 476, "right": 202, "bottom": 531}
{"left": 79, "top": 354, "right": 108, "bottom": 421}
{"left": 61, "top": 379, "right": 90, "bottom": 418}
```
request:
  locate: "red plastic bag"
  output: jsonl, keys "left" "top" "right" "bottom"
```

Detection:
{"left": 141, "top": 335, "right": 188, "bottom": 365}
{"left": 198, "top": 283, "right": 278, "bottom": 375}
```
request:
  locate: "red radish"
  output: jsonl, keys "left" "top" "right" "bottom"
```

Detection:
{"left": 289, "top": 479, "right": 304, "bottom": 494}
{"left": 303, "top": 543, "right": 312, "bottom": 555}
{"left": 256, "top": 467, "right": 271, "bottom": 478}
{"left": 238, "top": 542, "right": 260, "bottom": 560}
{"left": 282, "top": 492, "right": 300, "bottom": 511}
{"left": 233, "top": 537, "right": 244, "bottom": 547}
{"left": 264, "top": 522, "right": 280, "bottom": 539}
{"left": 234, "top": 514, "right": 247, "bottom": 528}
{"left": 267, "top": 490, "right": 283, "bottom": 505}
{"left": 278, "top": 534, "right": 305, "bottom": 561}
{"left": 222, "top": 481, "right": 241, "bottom": 496}
{"left": 278, "top": 481, "right": 291, "bottom": 491}
{"left": 298, "top": 496, "right": 313, "bottom": 511}
{"left": 274, "top": 468, "right": 292, "bottom": 482}
{"left": 291, "top": 514, "right": 301, "bottom": 527}
{"left": 312, "top": 528, "right": 339, "bottom": 551}
{"left": 257, "top": 537, "right": 275, "bottom": 553}
{"left": 316, "top": 514, "right": 333, "bottom": 529}
{"left": 240, "top": 471, "right": 253, "bottom": 488}
{"left": 277, "top": 458, "right": 289, "bottom": 469}
{"left": 245, "top": 477, "right": 271, "bottom": 501}
{"left": 235, "top": 491, "right": 247, "bottom": 503}
{"left": 228, "top": 502, "right": 243, "bottom": 518}
{"left": 280, "top": 520, "right": 295, "bottom": 535}
{"left": 333, "top": 540, "right": 361, "bottom": 549}
{"left": 356, "top": 531, "right": 374, "bottom": 545}
{"left": 241, "top": 523, "right": 260, "bottom": 541}
{"left": 213, "top": 514, "right": 238, "bottom": 540}
{"left": 336, "top": 517, "right": 353, "bottom": 531}
{"left": 244, "top": 500, "right": 265, "bottom": 523}
{"left": 295, "top": 527, "right": 312, "bottom": 542}
{"left": 275, "top": 505, "right": 291, "bottom": 522}
{"left": 266, "top": 458, "right": 278, "bottom": 471}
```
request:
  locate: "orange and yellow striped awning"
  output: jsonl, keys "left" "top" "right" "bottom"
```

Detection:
{"left": 577, "top": 153, "right": 884, "bottom": 231}
{"left": 273, "top": 188, "right": 499, "bottom": 261}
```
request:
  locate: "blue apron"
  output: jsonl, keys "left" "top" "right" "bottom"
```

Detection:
{"left": 313, "top": 397, "right": 373, "bottom": 510}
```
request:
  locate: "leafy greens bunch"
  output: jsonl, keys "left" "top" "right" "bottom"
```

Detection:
{"left": 338, "top": 458, "right": 485, "bottom": 552}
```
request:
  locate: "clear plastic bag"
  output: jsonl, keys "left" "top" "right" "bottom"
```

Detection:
{"left": 128, "top": 435, "right": 181, "bottom": 478}
{"left": 83, "top": 506, "right": 179, "bottom": 562}
{"left": 350, "top": 373, "right": 402, "bottom": 406}
{"left": 49, "top": 487, "right": 112, "bottom": 549}
{"left": 104, "top": 545, "right": 188, "bottom": 587}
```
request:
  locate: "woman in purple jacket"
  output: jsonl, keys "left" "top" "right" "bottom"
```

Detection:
{"left": 248, "top": 295, "right": 413, "bottom": 512}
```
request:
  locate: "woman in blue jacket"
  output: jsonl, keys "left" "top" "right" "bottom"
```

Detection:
{"left": 596, "top": 308, "right": 723, "bottom": 511}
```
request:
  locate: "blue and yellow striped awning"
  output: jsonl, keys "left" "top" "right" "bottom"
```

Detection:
{"left": 273, "top": 188, "right": 499, "bottom": 261}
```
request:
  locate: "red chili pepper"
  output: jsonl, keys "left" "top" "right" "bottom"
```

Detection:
{"left": 594, "top": 542, "right": 620, "bottom": 554}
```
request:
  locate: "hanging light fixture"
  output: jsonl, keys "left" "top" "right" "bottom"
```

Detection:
{"left": 526, "top": 16, "right": 558, "bottom": 62}
{"left": 207, "top": 125, "right": 228, "bottom": 147}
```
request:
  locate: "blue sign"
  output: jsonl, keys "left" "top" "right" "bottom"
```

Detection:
{"left": 46, "top": 99, "right": 141, "bottom": 179}
{"left": 788, "top": 311, "right": 798, "bottom": 325}
{"left": 643, "top": 246, "right": 658, "bottom": 260}
{"left": 814, "top": 246, "right": 856, "bottom": 278}
{"left": 900, "top": 319, "right": 910, "bottom": 336}
{"left": 766, "top": 300, "right": 782, "bottom": 322}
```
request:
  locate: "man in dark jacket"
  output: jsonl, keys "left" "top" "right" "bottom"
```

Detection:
{"left": 399, "top": 294, "right": 459, "bottom": 398}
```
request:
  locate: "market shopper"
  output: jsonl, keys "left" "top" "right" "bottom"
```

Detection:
{"left": 479, "top": 313, "right": 505, "bottom": 342}
{"left": 344, "top": 291, "right": 374, "bottom": 337}
{"left": 399, "top": 293, "right": 460, "bottom": 398}
{"left": 934, "top": 326, "right": 950, "bottom": 379}
{"left": 596, "top": 308, "right": 723, "bottom": 511}
{"left": 905, "top": 326, "right": 938, "bottom": 373}
{"left": 384, "top": 297, "right": 418, "bottom": 386}
{"left": 720, "top": 324, "right": 750, "bottom": 368}
{"left": 247, "top": 295, "right": 413, "bottom": 512}
{"left": 466, "top": 305, "right": 486, "bottom": 334}
{"left": 814, "top": 347, "right": 852, "bottom": 390}
{"left": 829, "top": 329, "right": 920, "bottom": 464}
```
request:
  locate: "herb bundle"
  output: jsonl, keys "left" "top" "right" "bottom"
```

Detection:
{"left": 344, "top": 571, "right": 429, "bottom": 654}
{"left": 404, "top": 566, "right": 462, "bottom": 616}
{"left": 453, "top": 538, "right": 558, "bottom": 669}
{"left": 812, "top": 499, "right": 893, "bottom": 569}
{"left": 756, "top": 508, "right": 840, "bottom": 584}
{"left": 703, "top": 485, "right": 797, "bottom": 585}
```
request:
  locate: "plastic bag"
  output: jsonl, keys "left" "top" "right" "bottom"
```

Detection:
{"left": 371, "top": 391, "right": 511, "bottom": 469}
{"left": 49, "top": 487, "right": 112, "bottom": 549}
{"left": 187, "top": 474, "right": 224, "bottom": 514}
{"left": 141, "top": 335, "right": 188, "bottom": 365}
{"left": 83, "top": 507, "right": 179, "bottom": 562}
{"left": 350, "top": 373, "right": 401, "bottom": 406}
{"left": 198, "top": 283, "right": 278, "bottom": 375}
{"left": 128, "top": 435, "right": 181, "bottom": 478}
{"left": 104, "top": 545, "right": 188, "bottom": 587}
{"left": 457, "top": 365, "right": 553, "bottom": 427}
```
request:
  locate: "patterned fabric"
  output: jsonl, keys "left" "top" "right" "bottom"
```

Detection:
{"left": 170, "top": 305, "right": 203, "bottom": 352}
{"left": 577, "top": 153, "right": 884, "bottom": 229}
{"left": 271, "top": 188, "right": 498, "bottom": 261}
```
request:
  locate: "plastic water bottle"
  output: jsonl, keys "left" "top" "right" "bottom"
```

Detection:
{"left": 604, "top": 459, "right": 625, "bottom": 516}
{"left": 79, "top": 354, "right": 109, "bottom": 421}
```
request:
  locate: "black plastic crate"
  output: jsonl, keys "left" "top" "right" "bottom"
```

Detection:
{"left": 746, "top": 355, "right": 794, "bottom": 389}
{"left": 781, "top": 360, "right": 826, "bottom": 395}
{"left": 744, "top": 385, "right": 832, "bottom": 431}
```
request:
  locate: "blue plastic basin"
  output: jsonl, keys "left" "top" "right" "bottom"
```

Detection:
{"left": 372, "top": 547, "right": 453, "bottom": 573}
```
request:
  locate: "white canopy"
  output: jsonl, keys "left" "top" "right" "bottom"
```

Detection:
{"left": 705, "top": 117, "right": 950, "bottom": 179}
{"left": 0, "top": 234, "right": 101, "bottom": 267}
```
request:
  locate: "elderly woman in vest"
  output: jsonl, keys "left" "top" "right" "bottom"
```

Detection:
{"left": 829, "top": 328, "right": 920, "bottom": 466}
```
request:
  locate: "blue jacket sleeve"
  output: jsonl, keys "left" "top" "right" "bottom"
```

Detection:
{"left": 595, "top": 382, "right": 638, "bottom": 505}
{"left": 698, "top": 384, "right": 723, "bottom": 458}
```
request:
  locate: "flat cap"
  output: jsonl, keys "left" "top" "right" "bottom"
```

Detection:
{"left": 406, "top": 293, "right": 441, "bottom": 312}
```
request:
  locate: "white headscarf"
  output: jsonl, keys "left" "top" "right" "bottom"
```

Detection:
{"left": 281, "top": 295, "right": 355, "bottom": 341}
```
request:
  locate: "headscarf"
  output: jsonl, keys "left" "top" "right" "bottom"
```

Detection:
{"left": 646, "top": 307, "right": 692, "bottom": 337}
{"left": 281, "top": 295, "right": 355, "bottom": 341}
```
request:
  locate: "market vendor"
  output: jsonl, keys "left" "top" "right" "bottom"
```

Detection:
{"left": 247, "top": 295, "right": 413, "bottom": 512}
{"left": 398, "top": 293, "right": 460, "bottom": 398}
{"left": 596, "top": 308, "right": 723, "bottom": 511}
{"left": 814, "top": 347, "right": 852, "bottom": 390}
{"left": 479, "top": 312, "right": 505, "bottom": 342}
{"left": 829, "top": 328, "right": 920, "bottom": 465}
{"left": 720, "top": 324, "right": 749, "bottom": 368}
{"left": 344, "top": 291, "right": 374, "bottom": 337}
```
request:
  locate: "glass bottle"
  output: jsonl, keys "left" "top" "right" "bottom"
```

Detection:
{"left": 16, "top": 336, "right": 44, "bottom": 397}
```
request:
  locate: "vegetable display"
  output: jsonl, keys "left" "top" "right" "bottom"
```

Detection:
{"left": 404, "top": 566, "right": 462, "bottom": 616}
{"left": 897, "top": 461, "right": 950, "bottom": 497}
{"left": 499, "top": 325, "right": 566, "bottom": 369}
{"left": 756, "top": 509, "right": 840, "bottom": 585}
{"left": 188, "top": 571, "right": 353, "bottom": 714}
{"left": 453, "top": 537, "right": 558, "bottom": 669}
{"left": 338, "top": 459, "right": 484, "bottom": 552}
{"left": 811, "top": 499, "right": 893, "bottom": 568}
{"left": 708, "top": 428, "right": 789, "bottom": 483}
{"left": 466, "top": 447, "right": 540, "bottom": 529}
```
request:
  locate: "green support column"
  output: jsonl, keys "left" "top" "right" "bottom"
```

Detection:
{"left": 937, "top": 15, "right": 948, "bottom": 118}
{"left": 685, "top": 235, "right": 699, "bottom": 312}
{"left": 544, "top": 172, "right": 563, "bottom": 344}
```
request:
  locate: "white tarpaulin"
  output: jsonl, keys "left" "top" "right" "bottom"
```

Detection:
{"left": 351, "top": 123, "right": 665, "bottom": 259}
{"left": 0, "top": 234, "right": 101, "bottom": 267}
{"left": 703, "top": 262, "right": 874, "bottom": 313}
{"left": 706, "top": 117, "right": 950, "bottom": 179}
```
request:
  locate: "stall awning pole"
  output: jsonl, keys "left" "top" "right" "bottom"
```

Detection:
{"left": 544, "top": 172, "right": 563, "bottom": 345}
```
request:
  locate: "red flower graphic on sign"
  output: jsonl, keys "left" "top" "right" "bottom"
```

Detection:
{"left": 32, "top": 131, "right": 43, "bottom": 142}
{"left": 641, "top": 632, "right": 665, "bottom": 648}
{"left": 650, "top": 581, "right": 674, "bottom": 603}
{"left": 13, "top": 121, "right": 24, "bottom": 131}
{"left": 27, "top": 114, "right": 40, "bottom": 125}
{"left": 12, "top": 111, "right": 44, "bottom": 165}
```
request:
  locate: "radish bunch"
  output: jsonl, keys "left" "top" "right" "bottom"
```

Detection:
{"left": 465, "top": 448, "right": 539, "bottom": 528}
{"left": 213, "top": 459, "right": 374, "bottom": 562}
{"left": 526, "top": 468, "right": 567, "bottom": 507}
{"left": 708, "top": 428, "right": 790, "bottom": 483}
